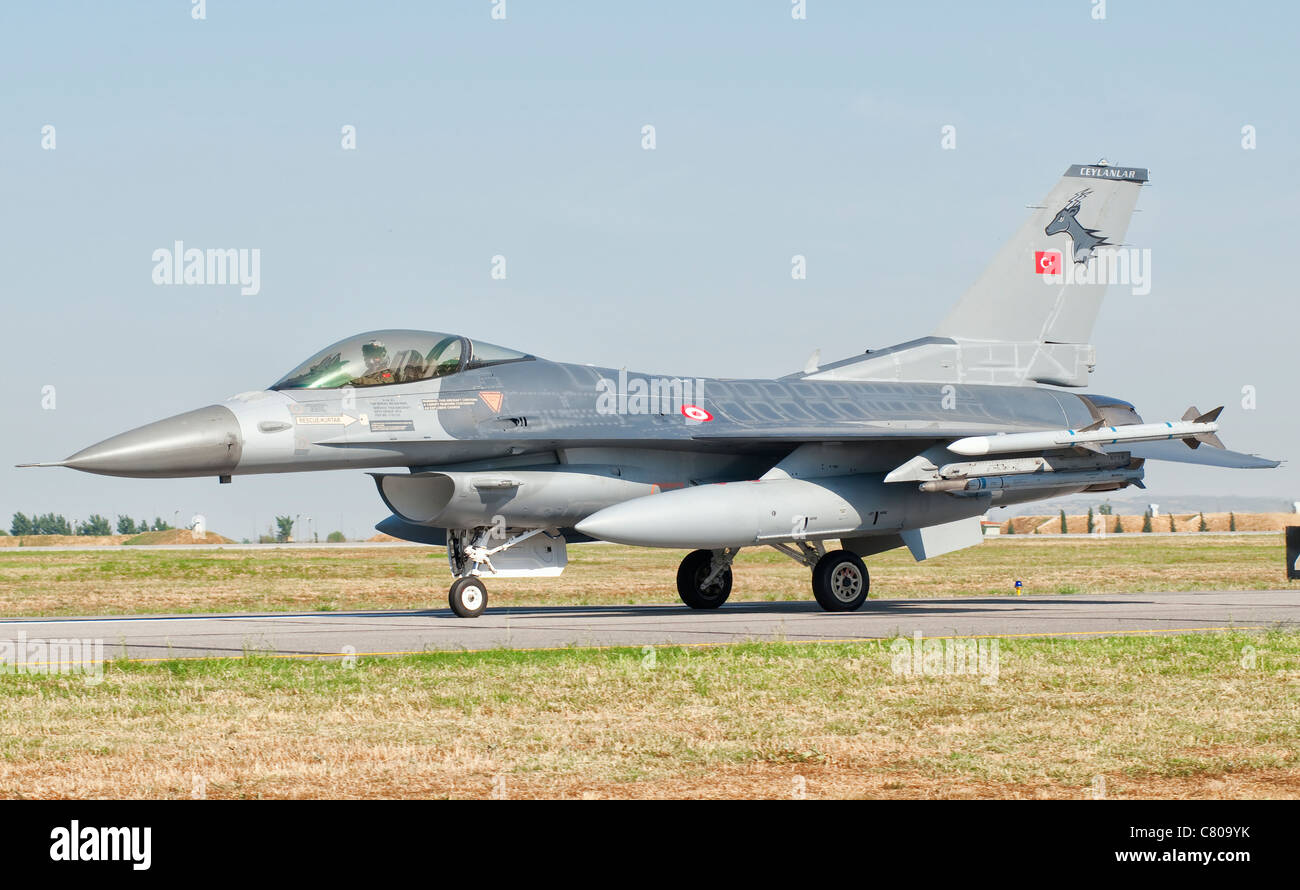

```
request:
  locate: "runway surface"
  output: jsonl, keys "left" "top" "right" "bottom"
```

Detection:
{"left": 0, "top": 532, "right": 1279, "bottom": 552}
{"left": 2, "top": 589, "right": 1297, "bottom": 664}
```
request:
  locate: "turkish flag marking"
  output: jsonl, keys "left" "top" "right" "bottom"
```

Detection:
{"left": 1035, "top": 250, "right": 1062, "bottom": 276}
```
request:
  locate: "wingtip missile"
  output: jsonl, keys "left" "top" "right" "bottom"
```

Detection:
{"left": 948, "top": 412, "right": 1225, "bottom": 457}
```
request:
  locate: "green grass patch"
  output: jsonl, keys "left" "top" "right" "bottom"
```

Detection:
{"left": 0, "top": 631, "right": 1295, "bottom": 798}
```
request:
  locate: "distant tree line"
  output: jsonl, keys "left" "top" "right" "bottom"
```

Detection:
{"left": 8, "top": 512, "right": 173, "bottom": 536}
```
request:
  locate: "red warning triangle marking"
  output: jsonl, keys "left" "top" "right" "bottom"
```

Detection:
{"left": 478, "top": 391, "right": 503, "bottom": 412}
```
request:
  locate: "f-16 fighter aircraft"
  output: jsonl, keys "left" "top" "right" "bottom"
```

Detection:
{"left": 22, "top": 162, "right": 1279, "bottom": 617}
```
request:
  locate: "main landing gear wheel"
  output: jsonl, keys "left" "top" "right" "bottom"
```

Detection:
{"left": 811, "top": 550, "right": 869, "bottom": 612}
{"left": 676, "top": 549, "right": 732, "bottom": 609}
{"left": 448, "top": 577, "right": 488, "bottom": 618}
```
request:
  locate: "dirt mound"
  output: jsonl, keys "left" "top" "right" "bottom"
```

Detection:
{"left": 124, "top": 529, "right": 236, "bottom": 545}
{"left": 367, "top": 532, "right": 401, "bottom": 543}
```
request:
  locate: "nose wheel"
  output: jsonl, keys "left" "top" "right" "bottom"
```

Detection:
{"left": 448, "top": 576, "right": 488, "bottom": 618}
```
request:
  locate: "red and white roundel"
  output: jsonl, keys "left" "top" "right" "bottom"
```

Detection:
{"left": 681, "top": 404, "right": 713, "bottom": 422}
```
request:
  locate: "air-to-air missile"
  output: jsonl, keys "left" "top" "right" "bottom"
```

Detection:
{"left": 946, "top": 406, "right": 1224, "bottom": 457}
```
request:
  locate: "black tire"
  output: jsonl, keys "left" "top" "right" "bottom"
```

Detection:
{"left": 448, "top": 576, "right": 488, "bottom": 618}
{"left": 811, "top": 550, "right": 869, "bottom": 612}
{"left": 676, "top": 549, "right": 732, "bottom": 609}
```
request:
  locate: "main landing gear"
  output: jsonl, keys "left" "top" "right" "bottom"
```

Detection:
{"left": 676, "top": 548, "right": 737, "bottom": 609}
{"left": 809, "top": 549, "right": 870, "bottom": 612}
{"left": 771, "top": 541, "right": 870, "bottom": 611}
{"left": 674, "top": 541, "right": 870, "bottom": 612}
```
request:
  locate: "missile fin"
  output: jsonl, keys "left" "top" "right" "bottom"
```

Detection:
{"left": 1196, "top": 431, "right": 1225, "bottom": 449}
{"left": 1197, "top": 406, "right": 1224, "bottom": 424}
{"left": 884, "top": 454, "right": 940, "bottom": 484}
{"left": 1181, "top": 405, "right": 1200, "bottom": 422}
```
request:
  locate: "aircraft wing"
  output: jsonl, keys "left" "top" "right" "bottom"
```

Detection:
{"left": 1102, "top": 440, "right": 1280, "bottom": 469}
{"left": 689, "top": 420, "right": 1041, "bottom": 443}
{"left": 697, "top": 415, "right": 1280, "bottom": 471}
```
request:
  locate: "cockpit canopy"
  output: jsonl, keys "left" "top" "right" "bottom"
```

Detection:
{"left": 271, "top": 329, "right": 532, "bottom": 390}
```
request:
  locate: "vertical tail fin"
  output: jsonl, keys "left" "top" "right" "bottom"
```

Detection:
{"left": 805, "top": 163, "right": 1148, "bottom": 388}
{"left": 935, "top": 163, "right": 1148, "bottom": 346}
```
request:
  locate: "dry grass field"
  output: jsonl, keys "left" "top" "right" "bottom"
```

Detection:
{"left": 0, "top": 632, "right": 1295, "bottom": 799}
{"left": 0, "top": 533, "right": 1294, "bottom": 617}
{"left": 1, "top": 535, "right": 1295, "bottom": 799}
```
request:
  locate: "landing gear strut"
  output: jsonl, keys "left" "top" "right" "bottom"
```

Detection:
{"left": 445, "top": 526, "right": 560, "bottom": 619}
{"left": 676, "top": 548, "right": 736, "bottom": 609}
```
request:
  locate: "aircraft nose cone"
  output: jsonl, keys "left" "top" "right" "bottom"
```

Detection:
{"left": 62, "top": 405, "right": 243, "bottom": 478}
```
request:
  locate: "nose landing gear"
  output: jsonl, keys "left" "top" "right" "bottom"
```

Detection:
{"left": 448, "top": 576, "right": 488, "bottom": 618}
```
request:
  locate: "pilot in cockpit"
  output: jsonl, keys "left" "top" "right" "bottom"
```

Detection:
{"left": 355, "top": 339, "right": 394, "bottom": 386}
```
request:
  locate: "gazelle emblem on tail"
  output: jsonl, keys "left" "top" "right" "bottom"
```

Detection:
{"left": 1045, "top": 188, "right": 1110, "bottom": 262}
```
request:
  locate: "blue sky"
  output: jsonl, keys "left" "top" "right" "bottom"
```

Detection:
{"left": 2, "top": 1, "right": 1297, "bottom": 539}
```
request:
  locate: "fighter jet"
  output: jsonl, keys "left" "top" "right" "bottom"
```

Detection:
{"left": 21, "top": 163, "right": 1279, "bottom": 617}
